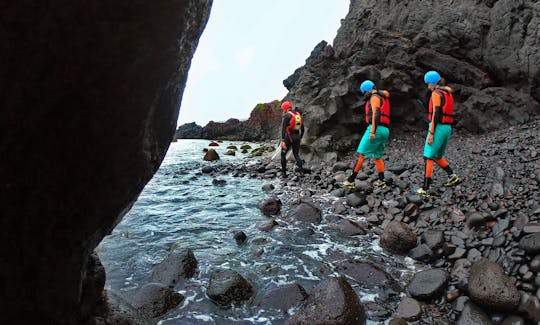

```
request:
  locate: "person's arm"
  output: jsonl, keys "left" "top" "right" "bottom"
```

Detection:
{"left": 427, "top": 91, "right": 442, "bottom": 145}
{"left": 281, "top": 114, "right": 291, "bottom": 140}
{"left": 300, "top": 121, "right": 305, "bottom": 138}
{"left": 369, "top": 96, "right": 381, "bottom": 139}
{"left": 430, "top": 92, "right": 443, "bottom": 135}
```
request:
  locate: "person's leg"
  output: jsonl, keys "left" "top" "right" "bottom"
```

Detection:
{"left": 433, "top": 158, "right": 453, "bottom": 176}
{"left": 281, "top": 138, "right": 292, "bottom": 177}
{"left": 347, "top": 154, "right": 365, "bottom": 182}
{"left": 423, "top": 158, "right": 434, "bottom": 190}
{"left": 374, "top": 158, "right": 385, "bottom": 182}
{"left": 291, "top": 136, "right": 303, "bottom": 172}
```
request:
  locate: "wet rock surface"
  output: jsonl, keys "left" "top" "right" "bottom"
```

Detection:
{"left": 151, "top": 249, "right": 198, "bottom": 288}
{"left": 206, "top": 269, "right": 254, "bottom": 307}
{"left": 286, "top": 277, "right": 366, "bottom": 325}
{"left": 257, "top": 283, "right": 308, "bottom": 312}
{"left": 129, "top": 283, "right": 184, "bottom": 318}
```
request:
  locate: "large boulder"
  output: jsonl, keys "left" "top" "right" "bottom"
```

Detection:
{"left": 206, "top": 269, "right": 254, "bottom": 307}
{"left": 204, "top": 149, "right": 220, "bottom": 161}
{"left": 286, "top": 277, "right": 366, "bottom": 325}
{"left": 0, "top": 0, "right": 211, "bottom": 322}
{"left": 259, "top": 197, "right": 282, "bottom": 216}
{"left": 468, "top": 259, "right": 520, "bottom": 312}
{"left": 286, "top": 201, "right": 323, "bottom": 224}
{"left": 282, "top": 0, "right": 540, "bottom": 160}
{"left": 380, "top": 221, "right": 417, "bottom": 254}
{"left": 151, "top": 249, "right": 198, "bottom": 288}
{"left": 129, "top": 283, "right": 184, "bottom": 318}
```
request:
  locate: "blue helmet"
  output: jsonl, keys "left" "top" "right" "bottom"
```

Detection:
{"left": 424, "top": 71, "right": 441, "bottom": 85}
{"left": 360, "top": 80, "right": 375, "bottom": 93}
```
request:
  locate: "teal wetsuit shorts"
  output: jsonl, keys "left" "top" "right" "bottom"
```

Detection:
{"left": 357, "top": 125, "right": 389, "bottom": 158}
{"left": 424, "top": 123, "right": 452, "bottom": 159}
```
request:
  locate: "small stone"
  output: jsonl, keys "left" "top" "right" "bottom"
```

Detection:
{"left": 258, "top": 220, "right": 278, "bottom": 232}
{"left": 407, "top": 269, "right": 448, "bottom": 301}
{"left": 262, "top": 184, "right": 275, "bottom": 192}
{"left": 233, "top": 231, "right": 247, "bottom": 244}
{"left": 456, "top": 302, "right": 492, "bottom": 325}
{"left": 422, "top": 230, "right": 444, "bottom": 250}
{"left": 396, "top": 297, "right": 421, "bottom": 321}
{"left": 408, "top": 244, "right": 433, "bottom": 263}
{"left": 449, "top": 248, "right": 467, "bottom": 260}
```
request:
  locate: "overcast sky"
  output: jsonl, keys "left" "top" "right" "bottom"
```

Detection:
{"left": 177, "top": 1, "right": 350, "bottom": 126}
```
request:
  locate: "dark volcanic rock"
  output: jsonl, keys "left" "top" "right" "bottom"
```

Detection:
{"left": 286, "top": 277, "right": 366, "bottom": 325}
{"left": 204, "top": 149, "right": 220, "bottom": 161}
{"left": 151, "top": 249, "right": 198, "bottom": 288}
{"left": 468, "top": 259, "right": 520, "bottom": 312}
{"left": 335, "top": 218, "right": 367, "bottom": 236}
{"left": 396, "top": 297, "right": 422, "bottom": 322}
{"left": 80, "top": 253, "right": 106, "bottom": 318}
{"left": 346, "top": 192, "right": 367, "bottom": 207}
{"left": 457, "top": 302, "right": 492, "bottom": 325}
{"left": 408, "top": 244, "right": 434, "bottom": 263}
{"left": 0, "top": 1, "right": 211, "bottom": 321}
{"left": 286, "top": 201, "right": 323, "bottom": 224}
{"left": 130, "top": 283, "right": 184, "bottom": 318}
{"left": 174, "top": 122, "right": 203, "bottom": 139}
{"left": 407, "top": 269, "right": 448, "bottom": 301}
{"left": 335, "top": 260, "right": 398, "bottom": 289}
{"left": 380, "top": 221, "right": 418, "bottom": 254}
{"left": 282, "top": 0, "right": 540, "bottom": 160}
{"left": 180, "top": 101, "right": 282, "bottom": 141}
{"left": 207, "top": 269, "right": 254, "bottom": 307}
{"left": 422, "top": 230, "right": 444, "bottom": 250}
{"left": 233, "top": 231, "right": 247, "bottom": 244}
{"left": 259, "top": 197, "right": 282, "bottom": 216}
{"left": 519, "top": 232, "right": 540, "bottom": 255}
{"left": 258, "top": 284, "right": 308, "bottom": 312}
{"left": 517, "top": 292, "right": 540, "bottom": 324}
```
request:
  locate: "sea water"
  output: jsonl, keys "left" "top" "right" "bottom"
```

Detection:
{"left": 97, "top": 139, "right": 415, "bottom": 324}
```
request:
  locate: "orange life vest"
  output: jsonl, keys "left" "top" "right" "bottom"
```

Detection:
{"left": 286, "top": 111, "right": 303, "bottom": 134}
{"left": 365, "top": 92, "right": 390, "bottom": 127}
{"left": 428, "top": 88, "right": 454, "bottom": 124}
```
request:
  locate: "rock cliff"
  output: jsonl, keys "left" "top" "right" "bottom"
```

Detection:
{"left": 284, "top": 0, "right": 540, "bottom": 161}
{"left": 0, "top": 1, "right": 211, "bottom": 323}
{"left": 176, "top": 100, "right": 282, "bottom": 140}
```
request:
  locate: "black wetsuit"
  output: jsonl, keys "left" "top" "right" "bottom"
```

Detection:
{"left": 281, "top": 111, "right": 304, "bottom": 175}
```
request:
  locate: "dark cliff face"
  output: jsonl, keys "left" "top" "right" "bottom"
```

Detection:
{"left": 0, "top": 1, "right": 211, "bottom": 323}
{"left": 176, "top": 101, "right": 282, "bottom": 140}
{"left": 284, "top": 0, "right": 540, "bottom": 161}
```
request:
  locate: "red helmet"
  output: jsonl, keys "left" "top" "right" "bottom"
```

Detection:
{"left": 281, "top": 101, "right": 293, "bottom": 111}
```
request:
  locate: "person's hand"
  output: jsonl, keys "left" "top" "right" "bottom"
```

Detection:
{"left": 369, "top": 133, "right": 375, "bottom": 140}
{"left": 281, "top": 141, "right": 287, "bottom": 150}
{"left": 427, "top": 134, "right": 434, "bottom": 145}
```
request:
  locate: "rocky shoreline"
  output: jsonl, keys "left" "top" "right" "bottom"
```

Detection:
{"left": 98, "top": 119, "right": 539, "bottom": 324}
{"left": 208, "top": 119, "right": 539, "bottom": 324}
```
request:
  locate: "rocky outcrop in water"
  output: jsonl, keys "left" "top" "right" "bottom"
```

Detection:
{"left": 0, "top": 1, "right": 211, "bottom": 323}
{"left": 283, "top": 0, "right": 540, "bottom": 161}
{"left": 175, "top": 101, "right": 282, "bottom": 140}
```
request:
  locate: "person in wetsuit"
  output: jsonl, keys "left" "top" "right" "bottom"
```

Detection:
{"left": 343, "top": 80, "right": 390, "bottom": 189}
{"left": 280, "top": 101, "right": 304, "bottom": 178}
{"left": 414, "top": 71, "right": 461, "bottom": 198}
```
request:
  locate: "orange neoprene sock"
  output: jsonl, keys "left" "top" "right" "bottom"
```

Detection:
{"left": 433, "top": 158, "right": 449, "bottom": 168}
{"left": 425, "top": 159, "right": 434, "bottom": 178}
{"left": 374, "top": 159, "right": 385, "bottom": 173}
{"left": 353, "top": 155, "right": 365, "bottom": 173}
